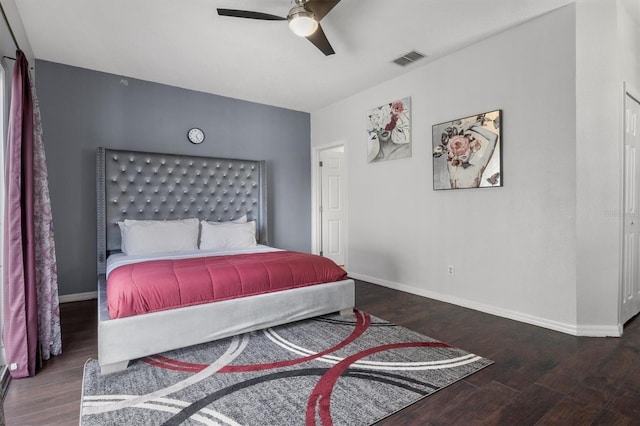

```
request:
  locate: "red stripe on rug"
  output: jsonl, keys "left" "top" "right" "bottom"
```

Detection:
{"left": 305, "top": 341, "right": 451, "bottom": 426}
{"left": 220, "top": 310, "right": 371, "bottom": 373}
{"left": 142, "top": 310, "right": 371, "bottom": 374}
{"left": 152, "top": 355, "right": 208, "bottom": 371}
{"left": 142, "top": 355, "right": 206, "bottom": 373}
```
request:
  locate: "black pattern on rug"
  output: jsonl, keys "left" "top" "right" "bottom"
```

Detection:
{"left": 81, "top": 310, "right": 492, "bottom": 425}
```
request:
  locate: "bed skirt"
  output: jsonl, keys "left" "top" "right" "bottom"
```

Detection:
{"left": 97, "top": 275, "right": 355, "bottom": 374}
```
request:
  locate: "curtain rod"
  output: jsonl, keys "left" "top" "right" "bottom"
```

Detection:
{"left": 2, "top": 54, "right": 33, "bottom": 70}
{"left": 0, "top": 2, "right": 21, "bottom": 51}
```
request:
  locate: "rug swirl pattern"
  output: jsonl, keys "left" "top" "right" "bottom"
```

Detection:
{"left": 81, "top": 310, "right": 492, "bottom": 425}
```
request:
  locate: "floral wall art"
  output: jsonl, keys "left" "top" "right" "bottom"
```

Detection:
{"left": 432, "top": 110, "right": 502, "bottom": 190}
{"left": 366, "top": 97, "right": 411, "bottom": 163}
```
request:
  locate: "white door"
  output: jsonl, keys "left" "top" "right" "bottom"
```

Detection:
{"left": 319, "top": 147, "right": 345, "bottom": 266}
{"left": 622, "top": 92, "right": 640, "bottom": 325}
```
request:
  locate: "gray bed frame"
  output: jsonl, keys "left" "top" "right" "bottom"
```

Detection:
{"left": 96, "top": 147, "right": 354, "bottom": 374}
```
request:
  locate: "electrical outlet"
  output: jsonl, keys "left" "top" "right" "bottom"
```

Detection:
{"left": 9, "top": 363, "right": 17, "bottom": 371}
{"left": 447, "top": 265, "right": 454, "bottom": 276}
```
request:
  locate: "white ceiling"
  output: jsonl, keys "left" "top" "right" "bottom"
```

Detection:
{"left": 622, "top": 0, "right": 640, "bottom": 23}
{"left": 13, "top": 0, "right": 576, "bottom": 112}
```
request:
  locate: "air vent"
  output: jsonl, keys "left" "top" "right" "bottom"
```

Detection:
{"left": 392, "top": 50, "right": 426, "bottom": 67}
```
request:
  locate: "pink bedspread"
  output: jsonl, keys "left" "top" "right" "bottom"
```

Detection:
{"left": 107, "top": 251, "right": 348, "bottom": 319}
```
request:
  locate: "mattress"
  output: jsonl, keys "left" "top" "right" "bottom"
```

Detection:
{"left": 106, "top": 246, "right": 348, "bottom": 319}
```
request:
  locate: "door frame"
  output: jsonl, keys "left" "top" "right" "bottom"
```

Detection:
{"left": 311, "top": 141, "right": 348, "bottom": 267}
{"left": 620, "top": 81, "right": 640, "bottom": 328}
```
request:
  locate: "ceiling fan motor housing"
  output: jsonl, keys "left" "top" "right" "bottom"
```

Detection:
{"left": 288, "top": 4, "right": 318, "bottom": 37}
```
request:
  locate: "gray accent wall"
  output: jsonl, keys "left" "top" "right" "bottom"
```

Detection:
{"left": 35, "top": 60, "right": 311, "bottom": 296}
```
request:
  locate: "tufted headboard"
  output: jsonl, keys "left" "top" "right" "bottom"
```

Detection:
{"left": 96, "top": 147, "right": 268, "bottom": 275}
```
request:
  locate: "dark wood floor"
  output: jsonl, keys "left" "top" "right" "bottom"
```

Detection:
{"left": 4, "top": 280, "right": 640, "bottom": 425}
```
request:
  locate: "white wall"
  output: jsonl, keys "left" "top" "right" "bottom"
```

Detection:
{"left": 574, "top": 0, "right": 640, "bottom": 333}
{"left": 0, "top": 0, "right": 34, "bottom": 62}
{"left": 575, "top": 0, "right": 620, "bottom": 333}
{"left": 312, "top": 6, "right": 580, "bottom": 333}
{"left": 619, "top": 1, "right": 640, "bottom": 90}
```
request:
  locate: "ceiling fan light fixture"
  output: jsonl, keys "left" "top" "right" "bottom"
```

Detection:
{"left": 288, "top": 7, "right": 318, "bottom": 37}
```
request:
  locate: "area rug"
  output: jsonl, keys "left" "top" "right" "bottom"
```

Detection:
{"left": 81, "top": 310, "right": 492, "bottom": 425}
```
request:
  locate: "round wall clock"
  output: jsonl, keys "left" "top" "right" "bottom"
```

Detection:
{"left": 187, "top": 128, "right": 205, "bottom": 144}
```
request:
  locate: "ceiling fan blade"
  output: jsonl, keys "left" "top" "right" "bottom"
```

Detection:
{"left": 306, "top": 24, "right": 335, "bottom": 56}
{"left": 305, "top": 0, "right": 341, "bottom": 21}
{"left": 217, "top": 9, "right": 287, "bottom": 21}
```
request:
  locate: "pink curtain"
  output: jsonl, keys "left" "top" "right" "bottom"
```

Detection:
{"left": 3, "top": 50, "right": 61, "bottom": 378}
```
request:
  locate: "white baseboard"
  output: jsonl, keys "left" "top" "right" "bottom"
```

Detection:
{"left": 349, "top": 272, "right": 622, "bottom": 338}
{"left": 575, "top": 324, "right": 623, "bottom": 337}
{"left": 59, "top": 291, "right": 98, "bottom": 304}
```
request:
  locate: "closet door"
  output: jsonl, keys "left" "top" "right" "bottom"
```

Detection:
{"left": 622, "top": 92, "right": 640, "bottom": 325}
{"left": 319, "top": 148, "right": 345, "bottom": 266}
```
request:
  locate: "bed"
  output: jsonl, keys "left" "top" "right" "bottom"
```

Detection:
{"left": 96, "top": 147, "right": 355, "bottom": 374}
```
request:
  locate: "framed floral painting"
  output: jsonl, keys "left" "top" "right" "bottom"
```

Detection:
{"left": 432, "top": 109, "right": 502, "bottom": 190}
{"left": 366, "top": 97, "right": 411, "bottom": 163}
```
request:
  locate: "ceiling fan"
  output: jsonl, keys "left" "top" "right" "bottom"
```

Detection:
{"left": 217, "top": 0, "right": 341, "bottom": 56}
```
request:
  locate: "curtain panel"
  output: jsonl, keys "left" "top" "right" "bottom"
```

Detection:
{"left": 3, "top": 50, "right": 61, "bottom": 378}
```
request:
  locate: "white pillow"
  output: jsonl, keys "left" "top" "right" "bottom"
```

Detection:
{"left": 205, "top": 215, "right": 248, "bottom": 224}
{"left": 117, "top": 218, "right": 199, "bottom": 256}
{"left": 199, "top": 220, "right": 257, "bottom": 250}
